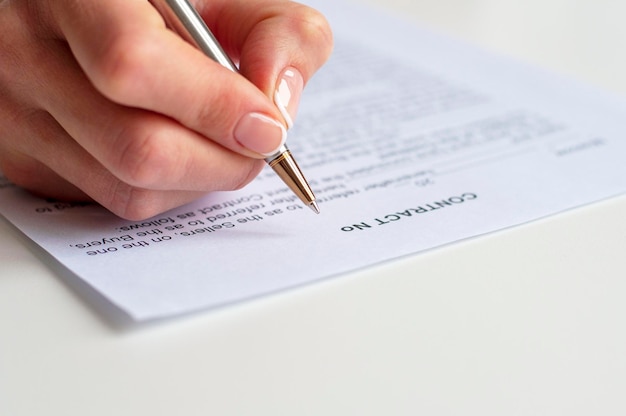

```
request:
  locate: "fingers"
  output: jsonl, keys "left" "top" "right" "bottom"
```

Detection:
{"left": 0, "top": 40, "right": 264, "bottom": 220}
{"left": 46, "top": 0, "right": 289, "bottom": 157}
{"left": 0, "top": 108, "right": 229, "bottom": 220}
{"left": 32, "top": 39, "right": 265, "bottom": 193}
{"left": 47, "top": 0, "right": 332, "bottom": 141}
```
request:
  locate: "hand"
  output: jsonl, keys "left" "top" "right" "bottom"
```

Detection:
{"left": 0, "top": 0, "right": 332, "bottom": 219}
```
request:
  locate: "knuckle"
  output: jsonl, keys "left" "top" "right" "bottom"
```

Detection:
{"left": 113, "top": 121, "right": 184, "bottom": 188}
{"left": 94, "top": 32, "right": 157, "bottom": 104}
{"left": 106, "top": 181, "right": 161, "bottom": 221}
{"left": 292, "top": 6, "right": 334, "bottom": 56}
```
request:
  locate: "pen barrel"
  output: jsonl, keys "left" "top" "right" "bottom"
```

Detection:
{"left": 148, "top": 0, "right": 238, "bottom": 72}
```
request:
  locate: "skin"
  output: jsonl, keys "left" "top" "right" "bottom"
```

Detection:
{"left": 0, "top": 0, "right": 333, "bottom": 220}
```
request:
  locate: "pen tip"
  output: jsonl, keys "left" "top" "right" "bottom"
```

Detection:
{"left": 309, "top": 201, "right": 320, "bottom": 214}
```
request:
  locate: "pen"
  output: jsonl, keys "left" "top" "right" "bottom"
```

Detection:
{"left": 148, "top": 0, "right": 320, "bottom": 214}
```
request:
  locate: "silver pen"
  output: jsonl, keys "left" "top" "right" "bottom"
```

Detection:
{"left": 148, "top": 0, "right": 319, "bottom": 213}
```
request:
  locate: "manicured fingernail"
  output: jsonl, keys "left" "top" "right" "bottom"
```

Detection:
{"left": 274, "top": 67, "right": 304, "bottom": 129}
{"left": 234, "top": 112, "right": 286, "bottom": 157}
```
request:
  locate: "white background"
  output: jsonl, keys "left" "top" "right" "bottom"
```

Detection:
{"left": 2, "top": 0, "right": 626, "bottom": 414}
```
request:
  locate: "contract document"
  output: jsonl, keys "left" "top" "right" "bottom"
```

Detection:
{"left": 1, "top": 0, "right": 626, "bottom": 321}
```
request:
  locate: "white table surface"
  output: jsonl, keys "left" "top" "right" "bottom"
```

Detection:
{"left": 2, "top": 1, "right": 626, "bottom": 414}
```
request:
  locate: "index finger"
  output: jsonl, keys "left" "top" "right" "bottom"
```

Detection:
{"left": 199, "top": 0, "right": 334, "bottom": 98}
{"left": 197, "top": 0, "right": 334, "bottom": 126}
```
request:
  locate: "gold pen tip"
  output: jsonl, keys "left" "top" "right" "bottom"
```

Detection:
{"left": 309, "top": 201, "right": 320, "bottom": 214}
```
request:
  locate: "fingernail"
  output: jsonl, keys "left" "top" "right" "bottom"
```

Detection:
{"left": 274, "top": 67, "right": 304, "bottom": 129}
{"left": 234, "top": 112, "right": 286, "bottom": 157}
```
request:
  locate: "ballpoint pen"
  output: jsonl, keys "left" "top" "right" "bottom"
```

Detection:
{"left": 148, "top": 0, "right": 320, "bottom": 214}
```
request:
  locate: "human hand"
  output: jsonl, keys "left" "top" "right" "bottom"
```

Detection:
{"left": 0, "top": 0, "right": 332, "bottom": 219}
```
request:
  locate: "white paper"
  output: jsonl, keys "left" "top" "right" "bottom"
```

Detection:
{"left": 1, "top": 0, "right": 626, "bottom": 321}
